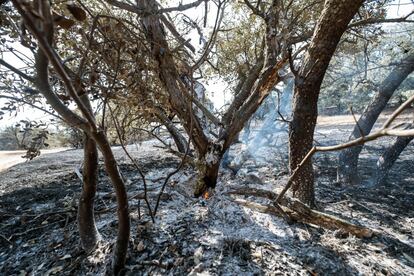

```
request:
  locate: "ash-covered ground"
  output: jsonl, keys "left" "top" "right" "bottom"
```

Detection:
{"left": 0, "top": 115, "right": 413, "bottom": 275}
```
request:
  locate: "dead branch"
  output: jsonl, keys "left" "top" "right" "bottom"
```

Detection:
{"left": 191, "top": 0, "right": 226, "bottom": 71}
{"left": 108, "top": 105, "right": 155, "bottom": 222}
{"left": 233, "top": 198, "right": 374, "bottom": 238}
{"left": 0, "top": 58, "right": 34, "bottom": 82}
{"left": 348, "top": 12, "right": 414, "bottom": 28}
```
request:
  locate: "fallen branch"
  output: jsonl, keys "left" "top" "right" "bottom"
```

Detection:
{"left": 227, "top": 188, "right": 374, "bottom": 238}
{"left": 235, "top": 199, "right": 373, "bottom": 238}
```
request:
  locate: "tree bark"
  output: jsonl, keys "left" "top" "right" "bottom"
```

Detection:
{"left": 374, "top": 135, "right": 413, "bottom": 186}
{"left": 234, "top": 199, "right": 373, "bottom": 238}
{"left": 92, "top": 131, "right": 130, "bottom": 275}
{"left": 337, "top": 53, "right": 414, "bottom": 184}
{"left": 228, "top": 188, "right": 374, "bottom": 238}
{"left": 77, "top": 133, "right": 101, "bottom": 252}
{"left": 289, "top": 0, "right": 364, "bottom": 206}
{"left": 154, "top": 107, "right": 188, "bottom": 153}
{"left": 194, "top": 146, "right": 223, "bottom": 197}
{"left": 137, "top": 0, "right": 209, "bottom": 156}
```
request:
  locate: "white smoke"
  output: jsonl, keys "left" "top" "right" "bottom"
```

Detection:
{"left": 237, "top": 78, "right": 294, "bottom": 166}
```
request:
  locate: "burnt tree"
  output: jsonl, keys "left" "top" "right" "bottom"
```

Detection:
{"left": 11, "top": 1, "right": 130, "bottom": 273}
{"left": 337, "top": 53, "right": 414, "bottom": 185}
{"left": 128, "top": 0, "right": 288, "bottom": 196}
{"left": 289, "top": 0, "right": 364, "bottom": 206}
{"left": 374, "top": 133, "right": 413, "bottom": 186}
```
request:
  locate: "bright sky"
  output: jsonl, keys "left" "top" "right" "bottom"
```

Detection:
{"left": 0, "top": 0, "right": 413, "bottom": 129}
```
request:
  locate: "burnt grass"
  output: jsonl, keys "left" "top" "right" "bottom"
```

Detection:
{"left": 0, "top": 129, "right": 414, "bottom": 275}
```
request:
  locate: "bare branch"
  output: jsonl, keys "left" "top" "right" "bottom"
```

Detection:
{"left": 0, "top": 95, "right": 63, "bottom": 120}
{"left": 158, "top": 0, "right": 206, "bottom": 13}
{"left": 108, "top": 104, "right": 155, "bottom": 222}
{"left": 191, "top": 0, "right": 226, "bottom": 71}
{"left": 243, "top": 0, "right": 265, "bottom": 18}
{"left": 277, "top": 92, "right": 414, "bottom": 203}
{"left": 0, "top": 59, "right": 34, "bottom": 82}
{"left": 348, "top": 12, "right": 414, "bottom": 28}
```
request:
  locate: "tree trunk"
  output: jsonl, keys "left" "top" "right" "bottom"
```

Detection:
{"left": 92, "top": 131, "right": 130, "bottom": 275}
{"left": 289, "top": 0, "right": 364, "bottom": 206}
{"left": 338, "top": 53, "right": 414, "bottom": 184}
{"left": 27, "top": 8, "right": 130, "bottom": 273}
{"left": 77, "top": 133, "right": 101, "bottom": 252}
{"left": 194, "top": 143, "right": 224, "bottom": 197}
{"left": 165, "top": 122, "right": 187, "bottom": 154}
{"left": 289, "top": 91, "right": 317, "bottom": 206}
{"left": 374, "top": 135, "right": 413, "bottom": 186}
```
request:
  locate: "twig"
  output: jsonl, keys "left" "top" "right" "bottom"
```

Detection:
{"left": 8, "top": 219, "right": 66, "bottom": 240}
{"left": 276, "top": 147, "right": 316, "bottom": 203}
{"left": 153, "top": 69, "right": 196, "bottom": 217}
{"left": 0, "top": 234, "right": 12, "bottom": 245}
{"left": 108, "top": 104, "right": 155, "bottom": 222}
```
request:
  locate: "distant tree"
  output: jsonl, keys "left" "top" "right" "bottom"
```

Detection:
{"left": 337, "top": 52, "right": 414, "bottom": 185}
{"left": 0, "top": 125, "right": 22, "bottom": 150}
{"left": 373, "top": 134, "right": 413, "bottom": 186}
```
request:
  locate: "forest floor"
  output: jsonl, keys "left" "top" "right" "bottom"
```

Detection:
{"left": 0, "top": 114, "right": 413, "bottom": 275}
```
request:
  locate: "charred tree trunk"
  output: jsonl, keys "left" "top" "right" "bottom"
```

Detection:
{"left": 289, "top": 0, "right": 364, "bottom": 206}
{"left": 77, "top": 133, "right": 101, "bottom": 252}
{"left": 337, "top": 53, "right": 414, "bottom": 184}
{"left": 194, "top": 144, "right": 224, "bottom": 197}
{"left": 137, "top": 0, "right": 209, "bottom": 156}
{"left": 374, "top": 135, "right": 413, "bottom": 186}
{"left": 165, "top": 123, "right": 187, "bottom": 154}
{"left": 92, "top": 131, "right": 130, "bottom": 275}
{"left": 289, "top": 91, "right": 318, "bottom": 206}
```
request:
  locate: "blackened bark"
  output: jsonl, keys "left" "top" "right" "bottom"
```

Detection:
{"left": 337, "top": 53, "right": 414, "bottom": 184}
{"left": 78, "top": 133, "right": 101, "bottom": 252}
{"left": 194, "top": 146, "right": 223, "bottom": 197}
{"left": 92, "top": 132, "right": 130, "bottom": 275}
{"left": 289, "top": 0, "right": 364, "bottom": 206}
{"left": 194, "top": 161, "right": 221, "bottom": 197}
{"left": 374, "top": 135, "right": 413, "bottom": 186}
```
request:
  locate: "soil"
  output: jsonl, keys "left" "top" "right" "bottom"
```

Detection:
{"left": 0, "top": 116, "right": 413, "bottom": 275}
{"left": 0, "top": 148, "right": 67, "bottom": 172}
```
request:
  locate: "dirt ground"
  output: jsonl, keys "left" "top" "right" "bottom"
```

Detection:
{"left": 0, "top": 148, "right": 68, "bottom": 172}
{"left": 0, "top": 115, "right": 413, "bottom": 275}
